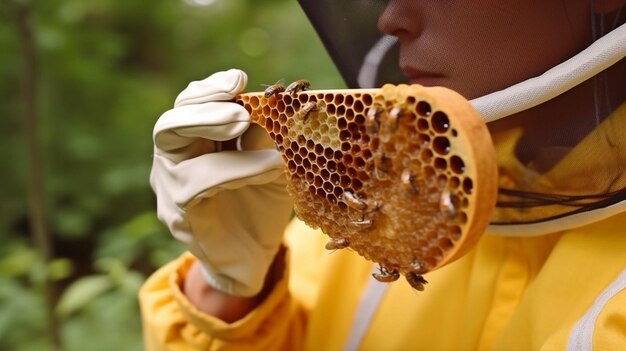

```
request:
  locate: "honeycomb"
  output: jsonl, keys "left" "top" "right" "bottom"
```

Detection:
{"left": 235, "top": 84, "right": 497, "bottom": 290}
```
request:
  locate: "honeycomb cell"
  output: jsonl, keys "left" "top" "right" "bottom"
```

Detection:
{"left": 417, "top": 101, "right": 432, "bottom": 116}
{"left": 327, "top": 160, "right": 337, "bottom": 172}
{"left": 340, "top": 175, "right": 351, "bottom": 187}
{"left": 314, "top": 175, "right": 323, "bottom": 187}
{"left": 434, "top": 157, "right": 447, "bottom": 170}
{"left": 345, "top": 95, "right": 354, "bottom": 107}
{"left": 292, "top": 99, "right": 301, "bottom": 110}
{"left": 323, "top": 148, "right": 333, "bottom": 159}
{"left": 287, "top": 160, "right": 297, "bottom": 173}
{"left": 337, "top": 118, "right": 348, "bottom": 130}
{"left": 340, "top": 130, "right": 351, "bottom": 141}
{"left": 433, "top": 136, "right": 451, "bottom": 155}
{"left": 432, "top": 111, "right": 450, "bottom": 133}
{"left": 420, "top": 149, "right": 433, "bottom": 163}
{"left": 316, "top": 187, "right": 325, "bottom": 197}
{"left": 285, "top": 148, "right": 294, "bottom": 159}
{"left": 416, "top": 118, "right": 429, "bottom": 132}
{"left": 298, "top": 147, "right": 308, "bottom": 158}
{"left": 333, "top": 186, "right": 343, "bottom": 197}
{"left": 438, "top": 237, "right": 453, "bottom": 251}
{"left": 463, "top": 177, "right": 473, "bottom": 194}
{"left": 417, "top": 133, "right": 430, "bottom": 146}
{"left": 362, "top": 94, "right": 373, "bottom": 106}
{"left": 448, "top": 225, "right": 462, "bottom": 241}
{"left": 337, "top": 163, "right": 347, "bottom": 175}
{"left": 354, "top": 157, "right": 366, "bottom": 169}
{"left": 249, "top": 96, "right": 260, "bottom": 108}
{"left": 316, "top": 155, "right": 326, "bottom": 167}
{"left": 296, "top": 165, "right": 305, "bottom": 176}
{"left": 346, "top": 109, "right": 355, "bottom": 121}
{"left": 362, "top": 149, "right": 373, "bottom": 160}
{"left": 337, "top": 105, "right": 346, "bottom": 116}
{"left": 436, "top": 174, "right": 448, "bottom": 187}
{"left": 314, "top": 144, "right": 324, "bottom": 155}
{"left": 305, "top": 171, "right": 314, "bottom": 183}
{"left": 354, "top": 100, "right": 364, "bottom": 113}
{"left": 320, "top": 169, "right": 330, "bottom": 180}
{"left": 277, "top": 100, "right": 286, "bottom": 113}
{"left": 449, "top": 176, "right": 460, "bottom": 189}
{"left": 319, "top": 123, "right": 329, "bottom": 134}
{"left": 332, "top": 94, "right": 342, "bottom": 104}
{"left": 450, "top": 155, "right": 465, "bottom": 174}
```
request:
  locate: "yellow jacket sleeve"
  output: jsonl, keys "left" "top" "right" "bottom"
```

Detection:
{"left": 138, "top": 251, "right": 307, "bottom": 351}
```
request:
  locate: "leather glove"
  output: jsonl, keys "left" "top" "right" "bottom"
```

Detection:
{"left": 150, "top": 69, "right": 293, "bottom": 297}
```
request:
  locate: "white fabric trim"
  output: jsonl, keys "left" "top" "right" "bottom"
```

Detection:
{"left": 471, "top": 23, "right": 626, "bottom": 123}
{"left": 488, "top": 199, "right": 626, "bottom": 237}
{"left": 357, "top": 35, "right": 399, "bottom": 88}
{"left": 567, "top": 267, "right": 626, "bottom": 351}
{"left": 343, "top": 267, "right": 390, "bottom": 351}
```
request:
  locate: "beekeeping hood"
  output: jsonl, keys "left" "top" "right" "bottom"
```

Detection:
{"left": 298, "top": 0, "right": 626, "bottom": 236}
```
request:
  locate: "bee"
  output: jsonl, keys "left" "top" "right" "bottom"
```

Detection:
{"left": 365, "top": 106, "right": 383, "bottom": 134}
{"left": 406, "top": 272, "right": 428, "bottom": 291}
{"left": 262, "top": 80, "right": 285, "bottom": 98}
{"left": 296, "top": 100, "right": 323, "bottom": 122}
{"left": 351, "top": 218, "right": 373, "bottom": 227}
{"left": 409, "top": 259, "right": 427, "bottom": 274}
{"left": 325, "top": 238, "right": 349, "bottom": 251}
{"left": 373, "top": 153, "right": 392, "bottom": 179}
{"left": 388, "top": 105, "right": 403, "bottom": 127}
{"left": 285, "top": 79, "right": 311, "bottom": 96}
{"left": 401, "top": 169, "right": 419, "bottom": 194}
{"left": 440, "top": 189, "right": 457, "bottom": 219}
{"left": 372, "top": 266, "right": 400, "bottom": 283}
{"left": 343, "top": 191, "right": 368, "bottom": 211}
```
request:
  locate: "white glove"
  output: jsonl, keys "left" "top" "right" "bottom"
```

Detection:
{"left": 150, "top": 69, "right": 293, "bottom": 297}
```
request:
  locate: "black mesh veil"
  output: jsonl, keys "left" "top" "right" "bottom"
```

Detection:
{"left": 297, "top": 0, "right": 626, "bottom": 235}
{"left": 298, "top": 0, "right": 406, "bottom": 88}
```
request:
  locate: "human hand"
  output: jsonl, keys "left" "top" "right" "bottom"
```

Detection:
{"left": 150, "top": 69, "right": 293, "bottom": 297}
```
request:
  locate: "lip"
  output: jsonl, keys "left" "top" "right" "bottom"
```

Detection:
{"left": 402, "top": 66, "right": 442, "bottom": 87}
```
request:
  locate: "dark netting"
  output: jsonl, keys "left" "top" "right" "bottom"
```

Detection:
{"left": 298, "top": 0, "right": 405, "bottom": 88}
{"left": 297, "top": 0, "right": 626, "bottom": 233}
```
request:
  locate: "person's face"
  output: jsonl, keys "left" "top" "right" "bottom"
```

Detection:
{"left": 377, "top": 1, "right": 592, "bottom": 100}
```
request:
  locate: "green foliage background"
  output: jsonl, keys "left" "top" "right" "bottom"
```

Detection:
{"left": 0, "top": 0, "right": 344, "bottom": 349}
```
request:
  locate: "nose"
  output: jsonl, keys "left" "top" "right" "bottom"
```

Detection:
{"left": 377, "top": 0, "right": 421, "bottom": 38}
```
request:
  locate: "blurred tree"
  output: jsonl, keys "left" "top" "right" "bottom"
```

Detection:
{"left": 0, "top": 0, "right": 343, "bottom": 349}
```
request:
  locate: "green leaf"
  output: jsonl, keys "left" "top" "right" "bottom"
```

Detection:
{"left": 47, "top": 258, "right": 74, "bottom": 281}
{"left": 55, "top": 275, "right": 113, "bottom": 319}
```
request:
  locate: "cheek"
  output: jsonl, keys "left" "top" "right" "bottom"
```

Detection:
{"left": 437, "top": 7, "right": 590, "bottom": 98}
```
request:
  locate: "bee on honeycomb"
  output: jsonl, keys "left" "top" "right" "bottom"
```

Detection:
{"left": 262, "top": 80, "right": 285, "bottom": 98}
{"left": 285, "top": 79, "right": 311, "bottom": 96}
